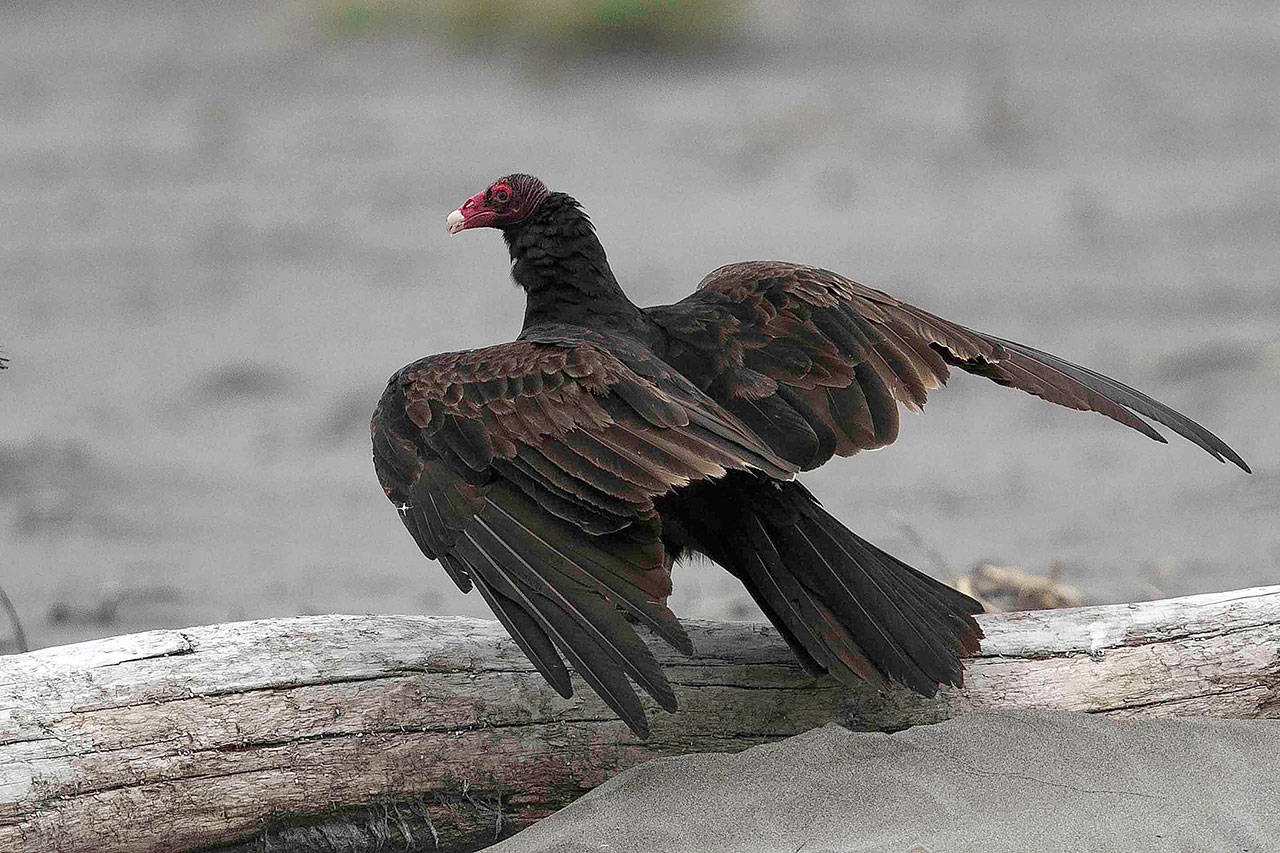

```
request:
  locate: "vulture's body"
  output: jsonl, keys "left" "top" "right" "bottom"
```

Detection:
{"left": 372, "top": 175, "right": 1248, "bottom": 737}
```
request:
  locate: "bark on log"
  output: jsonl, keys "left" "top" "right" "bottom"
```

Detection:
{"left": 1, "top": 586, "right": 1278, "bottom": 853}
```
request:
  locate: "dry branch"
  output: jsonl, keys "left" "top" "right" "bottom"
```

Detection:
{"left": 1, "top": 585, "right": 1278, "bottom": 853}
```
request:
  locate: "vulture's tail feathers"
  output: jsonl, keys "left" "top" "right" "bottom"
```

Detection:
{"left": 722, "top": 481, "right": 983, "bottom": 695}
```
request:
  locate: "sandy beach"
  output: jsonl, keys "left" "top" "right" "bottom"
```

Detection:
{"left": 487, "top": 711, "right": 1280, "bottom": 852}
{"left": 1, "top": 1, "right": 1276, "bottom": 653}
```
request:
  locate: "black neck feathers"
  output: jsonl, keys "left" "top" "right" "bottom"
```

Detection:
{"left": 504, "top": 193, "right": 648, "bottom": 336}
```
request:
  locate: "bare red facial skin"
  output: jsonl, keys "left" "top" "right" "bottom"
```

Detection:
{"left": 447, "top": 189, "right": 500, "bottom": 233}
{"left": 446, "top": 175, "right": 546, "bottom": 235}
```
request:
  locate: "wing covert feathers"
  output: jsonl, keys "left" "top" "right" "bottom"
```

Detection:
{"left": 649, "top": 261, "right": 1249, "bottom": 472}
{"left": 371, "top": 337, "right": 780, "bottom": 737}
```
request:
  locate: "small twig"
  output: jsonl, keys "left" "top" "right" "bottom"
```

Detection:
{"left": 411, "top": 796, "right": 439, "bottom": 848}
{"left": 388, "top": 801, "right": 414, "bottom": 848}
{"left": 492, "top": 792, "right": 505, "bottom": 838}
{"left": 0, "top": 583, "right": 29, "bottom": 653}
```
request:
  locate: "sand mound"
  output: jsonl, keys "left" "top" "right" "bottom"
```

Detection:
{"left": 486, "top": 711, "right": 1279, "bottom": 852}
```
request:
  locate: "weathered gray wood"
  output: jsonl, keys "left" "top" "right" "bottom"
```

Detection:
{"left": 1, "top": 586, "right": 1278, "bottom": 853}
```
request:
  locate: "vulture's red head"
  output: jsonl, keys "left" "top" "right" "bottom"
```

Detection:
{"left": 446, "top": 174, "right": 550, "bottom": 234}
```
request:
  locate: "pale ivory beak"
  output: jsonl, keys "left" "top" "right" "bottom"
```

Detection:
{"left": 445, "top": 209, "right": 465, "bottom": 235}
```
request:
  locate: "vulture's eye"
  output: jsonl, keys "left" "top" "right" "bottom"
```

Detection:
{"left": 493, "top": 187, "right": 511, "bottom": 204}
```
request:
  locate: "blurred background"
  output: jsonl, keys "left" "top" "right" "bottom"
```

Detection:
{"left": 1, "top": 1, "right": 1276, "bottom": 653}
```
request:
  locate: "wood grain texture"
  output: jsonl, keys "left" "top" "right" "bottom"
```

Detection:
{"left": 2, "top": 586, "right": 1278, "bottom": 853}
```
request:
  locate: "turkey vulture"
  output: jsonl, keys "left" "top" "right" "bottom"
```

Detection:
{"left": 371, "top": 174, "right": 1249, "bottom": 737}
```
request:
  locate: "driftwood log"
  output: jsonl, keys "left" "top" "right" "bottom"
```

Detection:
{"left": 1, "top": 585, "right": 1278, "bottom": 853}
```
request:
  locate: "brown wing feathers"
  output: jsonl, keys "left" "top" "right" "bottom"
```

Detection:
{"left": 454, "top": 492, "right": 680, "bottom": 731}
{"left": 371, "top": 339, "right": 791, "bottom": 736}
{"left": 660, "top": 262, "right": 1249, "bottom": 473}
{"left": 868, "top": 287, "right": 1249, "bottom": 469}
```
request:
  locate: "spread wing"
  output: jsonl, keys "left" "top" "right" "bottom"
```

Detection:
{"left": 371, "top": 338, "right": 794, "bottom": 737}
{"left": 648, "top": 261, "right": 1250, "bottom": 473}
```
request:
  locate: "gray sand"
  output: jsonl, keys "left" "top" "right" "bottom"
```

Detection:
{"left": 488, "top": 711, "right": 1279, "bottom": 852}
{"left": 2, "top": 2, "right": 1277, "bottom": 654}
